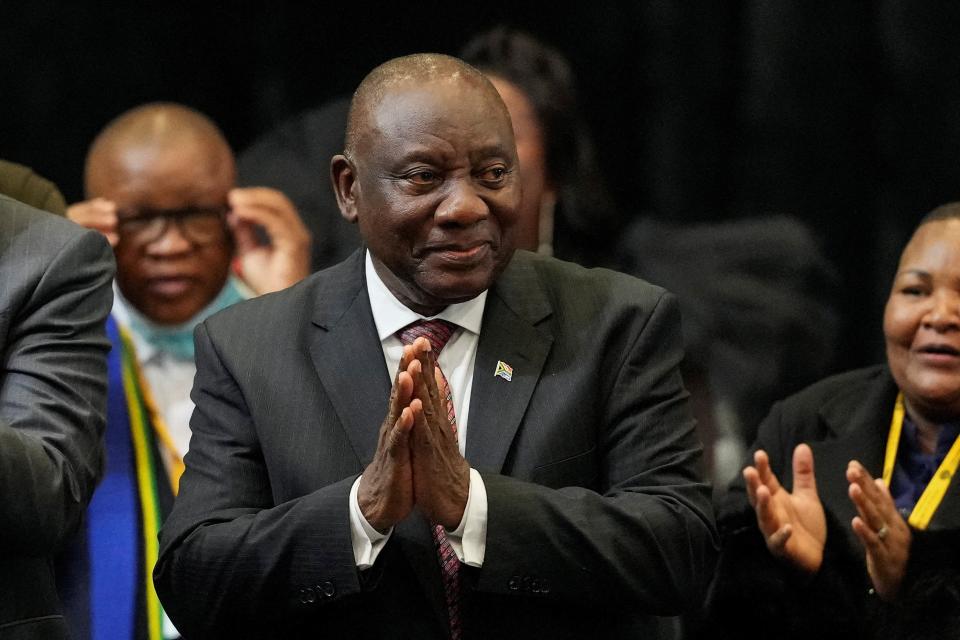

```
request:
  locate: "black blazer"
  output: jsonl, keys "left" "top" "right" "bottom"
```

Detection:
{"left": 155, "top": 249, "right": 717, "bottom": 639}
{"left": 709, "top": 365, "right": 960, "bottom": 640}
{"left": 0, "top": 196, "right": 113, "bottom": 639}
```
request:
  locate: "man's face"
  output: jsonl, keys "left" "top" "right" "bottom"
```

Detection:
{"left": 97, "top": 141, "right": 234, "bottom": 325}
{"left": 344, "top": 79, "right": 521, "bottom": 314}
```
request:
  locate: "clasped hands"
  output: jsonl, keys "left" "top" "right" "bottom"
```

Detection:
{"left": 358, "top": 338, "right": 471, "bottom": 533}
{"left": 744, "top": 444, "right": 911, "bottom": 601}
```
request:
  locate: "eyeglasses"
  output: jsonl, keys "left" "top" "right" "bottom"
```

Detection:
{"left": 116, "top": 205, "right": 229, "bottom": 245}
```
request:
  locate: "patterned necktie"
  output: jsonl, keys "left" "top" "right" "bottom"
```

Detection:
{"left": 396, "top": 319, "right": 462, "bottom": 640}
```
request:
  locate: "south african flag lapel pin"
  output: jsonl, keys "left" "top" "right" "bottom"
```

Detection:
{"left": 494, "top": 360, "right": 513, "bottom": 381}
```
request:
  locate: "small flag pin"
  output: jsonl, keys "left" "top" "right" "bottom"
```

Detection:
{"left": 494, "top": 360, "right": 513, "bottom": 381}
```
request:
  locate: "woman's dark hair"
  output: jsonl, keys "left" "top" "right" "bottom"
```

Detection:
{"left": 459, "top": 27, "right": 620, "bottom": 265}
{"left": 920, "top": 201, "right": 960, "bottom": 226}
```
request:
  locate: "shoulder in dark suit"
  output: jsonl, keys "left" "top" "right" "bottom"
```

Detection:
{"left": 0, "top": 195, "right": 114, "bottom": 639}
{"left": 155, "top": 249, "right": 717, "bottom": 639}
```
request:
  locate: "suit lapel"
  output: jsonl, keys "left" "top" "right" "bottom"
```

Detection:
{"left": 465, "top": 253, "right": 553, "bottom": 473}
{"left": 308, "top": 250, "right": 392, "bottom": 466}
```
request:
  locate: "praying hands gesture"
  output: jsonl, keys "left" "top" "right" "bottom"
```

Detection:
{"left": 357, "top": 337, "right": 470, "bottom": 533}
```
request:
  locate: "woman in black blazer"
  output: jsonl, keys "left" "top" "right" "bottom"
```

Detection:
{"left": 708, "top": 203, "right": 960, "bottom": 640}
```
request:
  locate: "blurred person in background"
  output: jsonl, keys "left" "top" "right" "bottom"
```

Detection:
{"left": 59, "top": 102, "right": 310, "bottom": 640}
{"left": 0, "top": 158, "right": 68, "bottom": 215}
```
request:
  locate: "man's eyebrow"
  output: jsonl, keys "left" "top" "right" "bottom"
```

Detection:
{"left": 470, "top": 143, "right": 513, "bottom": 161}
{"left": 394, "top": 148, "right": 443, "bottom": 164}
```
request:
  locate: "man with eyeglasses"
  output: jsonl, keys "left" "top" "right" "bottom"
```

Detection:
{"left": 60, "top": 102, "right": 310, "bottom": 640}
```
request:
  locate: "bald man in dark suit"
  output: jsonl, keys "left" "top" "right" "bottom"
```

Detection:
{"left": 155, "top": 54, "right": 716, "bottom": 639}
{"left": 0, "top": 195, "right": 114, "bottom": 639}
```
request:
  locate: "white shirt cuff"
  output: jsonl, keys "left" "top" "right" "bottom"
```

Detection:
{"left": 349, "top": 469, "right": 487, "bottom": 569}
{"left": 349, "top": 475, "right": 392, "bottom": 569}
{"left": 446, "top": 468, "right": 487, "bottom": 567}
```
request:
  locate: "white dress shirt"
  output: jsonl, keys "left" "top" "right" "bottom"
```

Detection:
{"left": 111, "top": 286, "right": 196, "bottom": 472}
{"left": 112, "top": 287, "right": 193, "bottom": 640}
{"left": 349, "top": 251, "right": 489, "bottom": 569}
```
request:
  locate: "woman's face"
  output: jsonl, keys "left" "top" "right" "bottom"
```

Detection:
{"left": 488, "top": 75, "right": 553, "bottom": 252}
{"left": 884, "top": 218, "right": 960, "bottom": 419}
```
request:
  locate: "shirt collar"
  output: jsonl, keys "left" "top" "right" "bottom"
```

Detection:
{"left": 364, "top": 250, "right": 487, "bottom": 340}
{"left": 112, "top": 276, "right": 252, "bottom": 363}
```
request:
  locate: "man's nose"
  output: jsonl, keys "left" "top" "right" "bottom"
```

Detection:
{"left": 924, "top": 291, "right": 960, "bottom": 331}
{"left": 435, "top": 180, "right": 489, "bottom": 227}
{"left": 145, "top": 220, "right": 194, "bottom": 256}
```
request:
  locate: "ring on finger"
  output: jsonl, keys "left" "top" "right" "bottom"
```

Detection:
{"left": 877, "top": 523, "right": 889, "bottom": 541}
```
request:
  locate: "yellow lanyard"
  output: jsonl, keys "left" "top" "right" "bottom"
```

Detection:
{"left": 882, "top": 392, "right": 960, "bottom": 529}
{"left": 118, "top": 325, "right": 187, "bottom": 494}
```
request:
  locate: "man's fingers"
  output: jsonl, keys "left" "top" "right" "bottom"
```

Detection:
{"left": 409, "top": 398, "right": 428, "bottom": 444}
{"left": 229, "top": 216, "right": 260, "bottom": 255}
{"left": 408, "top": 359, "right": 438, "bottom": 421}
{"left": 228, "top": 187, "right": 309, "bottom": 245}
{"left": 67, "top": 199, "right": 119, "bottom": 245}
{"left": 385, "top": 370, "right": 414, "bottom": 426}
{"left": 387, "top": 407, "right": 414, "bottom": 451}
{"left": 409, "top": 338, "right": 446, "bottom": 418}
{"left": 399, "top": 344, "right": 415, "bottom": 373}
{"left": 411, "top": 337, "right": 433, "bottom": 370}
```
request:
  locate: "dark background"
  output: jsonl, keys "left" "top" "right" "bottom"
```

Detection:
{"left": 4, "top": 1, "right": 960, "bottom": 370}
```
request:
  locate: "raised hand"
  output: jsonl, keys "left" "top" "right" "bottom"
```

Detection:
{"left": 357, "top": 349, "right": 417, "bottom": 533}
{"left": 406, "top": 338, "right": 470, "bottom": 530}
{"left": 847, "top": 461, "right": 911, "bottom": 601}
{"left": 66, "top": 198, "right": 119, "bottom": 246}
{"left": 743, "top": 444, "right": 827, "bottom": 575}
{"left": 227, "top": 187, "right": 311, "bottom": 294}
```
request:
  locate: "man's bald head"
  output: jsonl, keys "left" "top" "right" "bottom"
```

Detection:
{"left": 84, "top": 102, "right": 235, "bottom": 198}
{"left": 332, "top": 52, "right": 521, "bottom": 316}
{"left": 83, "top": 102, "right": 236, "bottom": 326}
{"left": 344, "top": 53, "right": 510, "bottom": 163}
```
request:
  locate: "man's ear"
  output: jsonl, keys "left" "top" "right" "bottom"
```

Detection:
{"left": 331, "top": 154, "right": 359, "bottom": 224}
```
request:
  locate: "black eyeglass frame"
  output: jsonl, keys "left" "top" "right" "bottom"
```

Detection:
{"left": 115, "top": 204, "right": 230, "bottom": 245}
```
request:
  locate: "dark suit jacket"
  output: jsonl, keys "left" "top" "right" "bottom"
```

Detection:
{"left": 709, "top": 365, "right": 960, "bottom": 640}
{"left": 0, "top": 195, "right": 114, "bottom": 639}
{"left": 155, "top": 250, "right": 717, "bottom": 639}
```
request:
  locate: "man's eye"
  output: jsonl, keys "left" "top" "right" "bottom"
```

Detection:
{"left": 901, "top": 286, "right": 926, "bottom": 296}
{"left": 407, "top": 170, "right": 437, "bottom": 185}
{"left": 479, "top": 166, "right": 508, "bottom": 183}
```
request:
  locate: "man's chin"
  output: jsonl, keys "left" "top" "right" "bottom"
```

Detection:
{"left": 132, "top": 295, "right": 209, "bottom": 327}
